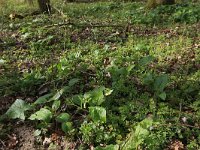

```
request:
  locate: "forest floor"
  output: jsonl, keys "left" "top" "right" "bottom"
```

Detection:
{"left": 0, "top": 1, "right": 200, "bottom": 149}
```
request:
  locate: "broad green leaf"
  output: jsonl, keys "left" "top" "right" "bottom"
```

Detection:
{"left": 139, "top": 118, "right": 153, "bottom": 128}
{"left": 135, "top": 124, "right": 149, "bottom": 138}
{"left": 135, "top": 44, "right": 143, "bottom": 50}
{"left": 135, "top": 43, "right": 149, "bottom": 51}
{"left": 29, "top": 108, "right": 52, "bottom": 122}
{"left": 85, "top": 87, "right": 105, "bottom": 106}
{"left": 89, "top": 107, "right": 106, "bottom": 123}
{"left": 56, "top": 113, "right": 70, "bottom": 123}
{"left": 34, "top": 93, "right": 53, "bottom": 105}
{"left": 34, "top": 129, "right": 41, "bottom": 136}
{"left": 153, "top": 74, "right": 169, "bottom": 92}
{"left": 139, "top": 56, "right": 154, "bottom": 66}
{"left": 158, "top": 92, "right": 167, "bottom": 100}
{"left": 50, "top": 86, "right": 69, "bottom": 101}
{"left": 95, "top": 144, "right": 119, "bottom": 150}
{"left": 118, "top": 67, "right": 127, "bottom": 76}
{"left": 68, "top": 78, "right": 80, "bottom": 87}
{"left": 143, "top": 73, "right": 154, "bottom": 85}
{"left": 71, "top": 94, "right": 83, "bottom": 106}
{"left": 5, "top": 99, "right": 31, "bottom": 120}
{"left": 51, "top": 89, "right": 64, "bottom": 101}
{"left": 52, "top": 100, "right": 61, "bottom": 111}
{"left": 122, "top": 118, "right": 153, "bottom": 150}
{"left": 61, "top": 122, "right": 73, "bottom": 133}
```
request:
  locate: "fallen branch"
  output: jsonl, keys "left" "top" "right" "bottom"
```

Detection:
{"left": 155, "top": 123, "right": 200, "bottom": 129}
{"left": 44, "top": 22, "right": 125, "bottom": 28}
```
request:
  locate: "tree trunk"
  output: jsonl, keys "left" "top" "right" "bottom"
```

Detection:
{"left": 25, "top": 0, "right": 34, "bottom": 5}
{"left": 164, "top": 0, "right": 175, "bottom": 4}
{"left": 37, "top": 0, "right": 51, "bottom": 13}
{"left": 147, "top": 0, "right": 175, "bottom": 8}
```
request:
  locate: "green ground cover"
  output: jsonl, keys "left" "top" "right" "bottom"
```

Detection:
{"left": 0, "top": 0, "right": 200, "bottom": 149}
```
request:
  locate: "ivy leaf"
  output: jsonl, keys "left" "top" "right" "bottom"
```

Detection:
{"left": 56, "top": 113, "right": 70, "bottom": 123}
{"left": 89, "top": 106, "right": 106, "bottom": 123}
{"left": 34, "top": 93, "right": 53, "bottom": 105}
{"left": 29, "top": 108, "right": 52, "bottom": 122}
{"left": 5, "top": 99, "right": 32, "bottom": 120}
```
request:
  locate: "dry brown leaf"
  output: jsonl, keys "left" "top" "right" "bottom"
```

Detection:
{"left": 169, "top": 140, "right": 184, "bottom": 150}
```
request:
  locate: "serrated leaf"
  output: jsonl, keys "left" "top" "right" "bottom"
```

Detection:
{"left": 68, "top": 78, "right": 80, "bottom": 87}
{"left": 29, "top": 108, "right": 52, "bottom": 122}
{"left": 34, "top": 93, "right": 53, "bottom": 105}
{"left": 89, "top": 106, "right": 106, "bottom": 123}
{"left": 56, "top": 113, "right": 70, "bottom": 123}
{"left": 61, "top": 122, "right": 73, "bottom": 133}
{"left": 5, "top": 99, "right": 31, "bottom": 120}
{"left": 52, "top": 100, "right": 61, "bottom": 111}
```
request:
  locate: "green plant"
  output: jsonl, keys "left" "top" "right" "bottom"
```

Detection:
{"left": 143, "top": 73, "right": 169, "bottom": 100}
{"left": 80, "top": 121, "right": 116, "bottom": 146}
{"left": 1, "top": 0, "right": 200, "bottom": 149}
{"left": 121, "top": 118, "right": 153, "bottom": 150}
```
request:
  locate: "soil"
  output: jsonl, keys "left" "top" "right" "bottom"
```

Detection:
{"left": 0, "top": 124, "right": 36, "bottom": 150}
{"left": 14, "top": 125, "right": 35, "bottom": 150}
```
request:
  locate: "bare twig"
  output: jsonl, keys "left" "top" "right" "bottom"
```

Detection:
{"left": 52, "top": 6, "right": 66, "bottom": 18}
{"left": 0, "top": 139, "right": 6, "bottom": 147}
